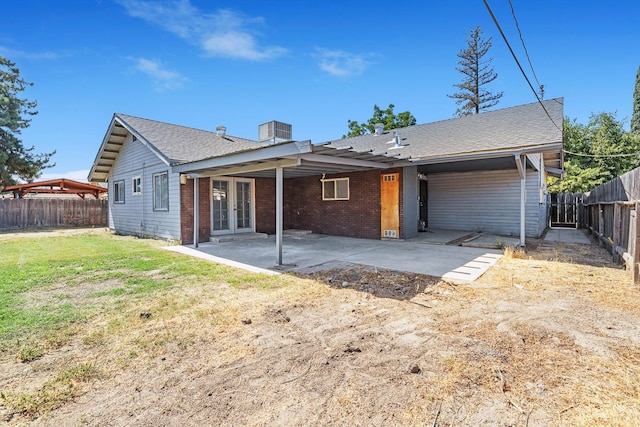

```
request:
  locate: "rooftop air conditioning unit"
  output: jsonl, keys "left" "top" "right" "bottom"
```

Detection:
{"left": 259, "top": 121, "right": 292, "bottom": 143}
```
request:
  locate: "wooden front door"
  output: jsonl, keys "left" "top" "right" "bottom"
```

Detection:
{"left": 380, "top": 173, "right": 399, "bottom": 238}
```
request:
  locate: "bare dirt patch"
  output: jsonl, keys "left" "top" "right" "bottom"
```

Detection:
{"left": 1, "top": 236, "right": 638, "bottom": 426}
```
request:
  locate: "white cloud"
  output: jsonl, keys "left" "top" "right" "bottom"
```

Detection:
{"left": 116, "top": 0, "right": 287, "bottom": 61}
{"left": 314, "top": 48, "right": 375, "bottom": 77}
{"left": 130, "top": 57, "right": 187, "bottom": 91}
{"left": 39, "top": 170, "right": 91, "bottom": 183}
{"left": 0, "top": 45, "right": 62, "bottom": 60}
{"left": 201, "top": 32, "right": 287, "bottom": 61}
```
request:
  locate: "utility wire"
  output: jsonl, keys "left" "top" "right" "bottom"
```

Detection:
{"left": 564, "top": 149, "right": 640, "bottom": 158}
{"left": 508, "top": 0, "right": 543, "bottom": 97}
{"left": 482, "top": 0, "right": 560, "bottom": 130}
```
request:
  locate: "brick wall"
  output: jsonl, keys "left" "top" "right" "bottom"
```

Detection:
{"left": 255, "top": 177, "right": 276, "bottom": 234}
{"left": 180, "top": 178, "right": 211, "bottom": 244}
{"left": 255, "top": 169, "right": 406, "bottom": 240}
{"left": 181, "top": 168, "right": 405, "bottom": 242}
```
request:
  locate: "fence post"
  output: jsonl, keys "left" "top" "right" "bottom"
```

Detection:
{"left": 634, "top": 203, "right": 640, "bottom": 285}
{"left": 598, "top": 204, "right": 605, "bottom": 245}
{"left": 613, "top": 203, "right": 621, "bottom": 260}
{"left": 576, "top": 194, "right": 582, "bottom": 229}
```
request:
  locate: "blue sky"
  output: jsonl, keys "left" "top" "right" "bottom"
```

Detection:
{"left": 2, "top": 0, "right": 639, "bottom": 181}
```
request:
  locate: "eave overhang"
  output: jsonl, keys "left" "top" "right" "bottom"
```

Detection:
{"left": 88, "top": 114, "right": 171, "bottom": 183}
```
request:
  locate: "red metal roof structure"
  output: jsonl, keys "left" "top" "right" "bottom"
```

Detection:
{"left": 3, "top": 179, "right": 107, "bottom": 199}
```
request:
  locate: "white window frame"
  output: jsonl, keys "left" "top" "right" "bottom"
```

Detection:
{"left": 113, "top": 180, "right": 125, "bottom": 204}
{"left": 153, "top": 171, "right": 169, "bottom": 211}
{"left": 322, "top": 177, "right": 349, "bottom": 201}
{"left": 132, "top": 176, "right": 142, "bottom": 195}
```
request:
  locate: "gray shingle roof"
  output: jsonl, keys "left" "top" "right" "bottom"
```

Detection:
{"left": 324, "top": 98, "right": 564, "bottom": 159}
{"left": 116, "top": 113, "right": 261, "bottom": 164}
{"left": 89, "top": 99, "right": 563, "bottom": 183}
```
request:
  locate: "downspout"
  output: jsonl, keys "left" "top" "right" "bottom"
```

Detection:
{"left": 193, "top": 176, "right": 199, "bottom": 248}
{"left": 275, "top": 166, "right": 283, "bottom": 265}
{"left": 515, "top": 154, "right": 526, "bottom": 247}
{"left": 140, "top": 162, "right": 145, "bottom": 237}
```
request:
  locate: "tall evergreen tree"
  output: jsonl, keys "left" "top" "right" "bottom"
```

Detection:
{"left": 0, "top": 56, "right": 54, "bottom": 190}
{"left": 632, "top": 65, "right": 640, "bottom": 134}
{"left": 448, "top": 26, "right": 503, "bottom": 116}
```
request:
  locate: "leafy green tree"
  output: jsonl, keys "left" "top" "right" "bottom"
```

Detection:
{"left": 550, "top": 114, "right": 640, "bottom": 192}
{"left": 448, "top": 26, "right": 503, "bottom": 116}
{"left": 0, "top": 56, "right": 54, "bottom": 190}
{"left": 588, "top": 113, "right": 640, "bottom": 178}
{"left": 344, "top": 104, "right": 416, "bottom": 138}
{"left": 632, "top": 65, "right": 640, "bottom": 135}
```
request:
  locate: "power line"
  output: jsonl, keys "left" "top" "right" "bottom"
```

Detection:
{"left": 482, "top": 0, "right": 560, "bottom": 130}
{"left": 508, "top": 0, "right": 543, "bottom": 98}
{"left": 564, "top": 149, "right": 640, "bottom": 158}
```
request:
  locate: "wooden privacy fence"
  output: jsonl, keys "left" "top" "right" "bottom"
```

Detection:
{"left": 0, "top": 198, "right": 108, "bottom": 230}
{"left": 580, "top": 167, "right": 640, "bottom": 283}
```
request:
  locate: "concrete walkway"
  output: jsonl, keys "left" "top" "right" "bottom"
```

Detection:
{"left": 544, "top": 228, "right": 592, "bottom": 244}
{"left": 164, "top": 234, "right": 503, "bottom": 283}
{"left": 410, "top": 229, "right": 520, "bottom": 249}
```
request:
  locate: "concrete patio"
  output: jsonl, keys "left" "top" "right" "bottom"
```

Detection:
{"left": 165, "top": 233, "right": 504, "bottom": 283}
{"left": 164, "top": 227, "right": 599, "bottom": 283}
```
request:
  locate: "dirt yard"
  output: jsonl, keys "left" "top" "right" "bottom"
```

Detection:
{"left": 1, "top": 232, "right": 638, "bottom": 426}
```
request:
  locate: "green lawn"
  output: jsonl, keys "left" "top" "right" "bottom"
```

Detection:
{"left": 0, "top": 231, "right": 298, "bottom": 416}
{"left": 0, "top": 231, "right": 279, "bottom": 353}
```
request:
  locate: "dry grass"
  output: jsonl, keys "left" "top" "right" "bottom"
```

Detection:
{"left": 78, "top": 273, "right": 325, "bottom": 379}
{"left": 503, "top": 245, "right": 528, "bottom": 259}
{"left": 451, "top": 240, "right": 639, "bottom": 426}
{"left": 2, "top": 273, "right": 326, "bottom": 420}
{"left": 1, "top": 232, "right": 639, "bottom": 426}
{"left": 1, "top": 363, "right": 99, "bottom": 416}
{"left": 567, "top": 346, "right": 640, "bottom": 426}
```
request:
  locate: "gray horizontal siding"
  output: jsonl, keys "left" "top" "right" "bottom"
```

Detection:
{"left": 428, "top": 168, "right": 546, "bottom": 238}
{"left": 109, "top": 135, "right": 182, "bottom": 241}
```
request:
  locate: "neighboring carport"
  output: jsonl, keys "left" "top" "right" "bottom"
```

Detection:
{"left": 4, "top": 179, "right": 107, "bottom": 199}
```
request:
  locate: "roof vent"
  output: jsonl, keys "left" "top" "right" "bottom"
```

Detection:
{"left": 216, "top": 125, "right": 226, "bottom": 136}
{"left": 387, "top": 130, "right": 406, "bottom": 150}
{"left": 374, "top": 123, "right": 384, "bottom": 135}
{"left": 259, "top": 121, "right": 292, "bottom": 143}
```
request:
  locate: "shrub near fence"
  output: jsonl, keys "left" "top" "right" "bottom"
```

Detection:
{"left": 0, "top": 198, "right": 108, "bottom": 230}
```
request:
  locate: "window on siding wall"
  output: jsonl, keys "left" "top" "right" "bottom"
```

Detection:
{"left": 113, "top": 180, "right": 125, "bottom": 204}
{"left": 322, "top": 177, "right": 349, "bottom": 200}
{"left": 132, "top": 176, "right": 142, "bottom": 195}
{"left": 153, "top": 172, "right": 169, "bottom": 211}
